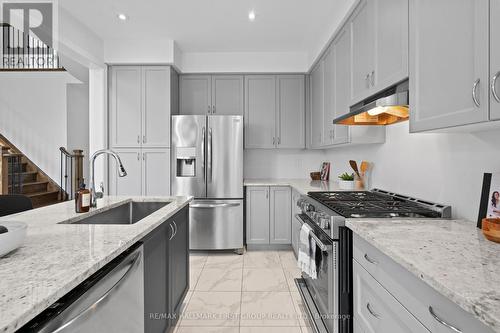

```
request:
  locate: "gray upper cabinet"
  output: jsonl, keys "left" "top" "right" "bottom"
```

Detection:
{"left": 180, "top": 75, "right": 243, "bottom": 115}
{"left": 110, "top": 66, "right": 172, "bottom": 148}
{"left": 110, "top": 66, "right": 142, "bottom": 148}
{"left": 277, "top": 75, "right": 305, "bottom": 148}
{"left": 211, "top": 75, "right": 244, "bottom": 115}
{"left": 245, "top": 75, "right": 276, "bottom": 149}
{"left": 323, "top": 28, "right": 350, "bottom": 147}
{"left": 409, "top": 0, "right": 489, "bottom": 132}
{"left": 491, "top": 1, "right": 500, "bottom": 121}
{"left": 245, "top": 75, "right": 305, "bottom": 149}
{"left": 179, "top": 75, "right": 212, "bottom": 115}
{"left": 246, "top": 186, "right": 270, "bottom": 244}
{"left": 310, "top": 62, "right": 324, "bottom": 148}
{"left": 332, "top": 27, "right": 351, "bottom": 145}
{"left": 350, "top": 0, "right": 375, "bottom": 104}
{"left": 350, "top": 0, "right": 408, "bottom": 105}
{"left": 374, "top": 0, "right": 409, "bottom": 91}
{"left": 270, "top": 186, "right": 291, "bottom": 244}
{"left": 143, "top": 67, "right": 171, "bottom": 147}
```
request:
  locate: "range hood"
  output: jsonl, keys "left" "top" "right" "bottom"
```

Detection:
{"left": 333, "top": 80, "right": 409, "bottom": 126}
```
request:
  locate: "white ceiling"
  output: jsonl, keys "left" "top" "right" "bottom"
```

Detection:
{"left": 60, "top": 0, "right": 349, "bottom": 54}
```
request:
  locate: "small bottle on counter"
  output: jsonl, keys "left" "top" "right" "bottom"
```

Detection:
{"left": 75, "top": 181, "right": 91, "bottom": 213}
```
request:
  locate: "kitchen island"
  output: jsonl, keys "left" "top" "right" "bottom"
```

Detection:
{"left": 0, "top": 196, "right": 191, "bottom": 333}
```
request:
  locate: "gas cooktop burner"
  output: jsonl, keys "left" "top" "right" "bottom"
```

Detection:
{"left": 308, "top": 190, "right": 443, "bottom": 218}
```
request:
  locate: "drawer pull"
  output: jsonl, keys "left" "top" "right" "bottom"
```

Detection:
{"left": 366, "top": 303, "right": 380, "bottom": 319}
{"left": 364, "top": 253, "right": 378, "bottom": 265}
{"left": 428, "top": 306, "right": 462, "bottom": 333}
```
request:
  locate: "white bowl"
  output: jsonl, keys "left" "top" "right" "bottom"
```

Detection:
{"left": 338, "top": 180, "right": 355, "bottom": 190}
{"left": 0, "top": 221, "right": 27, "bottom": 257}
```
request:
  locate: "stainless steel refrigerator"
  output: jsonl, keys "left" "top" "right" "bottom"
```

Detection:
{"left": 171, "top": 115, "right": 243, "bottom": 252}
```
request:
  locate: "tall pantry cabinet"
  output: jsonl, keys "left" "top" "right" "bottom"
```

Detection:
{"left": 108, "top": 66, "right": 177, "bottom": 196}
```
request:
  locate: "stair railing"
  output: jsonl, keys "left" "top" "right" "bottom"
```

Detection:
{"left": 59, "top": 148, "right": 84, "bottom": 201}
{"left": 0, "top": 146, "right": 9, "bottom": 194}
{"left": 1, "top": 23, "right": 63, "bottom": 70}
{"left": 0, "top": 146, "right": 23, "bottom": 194}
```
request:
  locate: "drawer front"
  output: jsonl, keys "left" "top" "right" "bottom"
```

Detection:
{"left": 353, "top": 259, "right": 430, "bottom": 333}
{"left": 353, "top": 233, "right": 495, "bottom": 333}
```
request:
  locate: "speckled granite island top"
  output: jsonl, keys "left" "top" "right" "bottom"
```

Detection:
{"left": 0, "top": 196, "right": 192, "bottom": 333}
{"left": 346, "top": 218, "right": 500, "bottom": 333}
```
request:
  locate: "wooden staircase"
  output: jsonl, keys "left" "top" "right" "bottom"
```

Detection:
{"left": 1, "top": 136, "right": 62, "bottom": 208}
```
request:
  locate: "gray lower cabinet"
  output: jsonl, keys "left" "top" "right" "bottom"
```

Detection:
{"left": 270, "top": 186, "right": 291, "bottom": 244}
{"left": 246, "top": 186, "right": 291, "bottom": 245}
{"left": 353, "top": 233, "right": 495, "bottom": 333}
{"left": 180, "top": 74, "right": 244, "bottom": 115}
{"left": 353, "top": 260, "right": 430, "bottom": 333}
{"left": 246, "top": 186, "right": 270, "bottom": 244}
{"left": 143, "top": 206, "right": 189, "bottom": 333}
{"left": 109, "top": 148, "right": 171, "bottom": 196}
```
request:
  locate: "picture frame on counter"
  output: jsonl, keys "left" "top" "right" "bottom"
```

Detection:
{"left": 477, "top": 173, "right": 500, "bottom": 228}
{"left": 320, "top": 162, "right": 330, "bottom": 181}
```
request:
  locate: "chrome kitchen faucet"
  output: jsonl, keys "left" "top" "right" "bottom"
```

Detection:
{"left": 89, "top": 149, "right": 127, "bottom": 207}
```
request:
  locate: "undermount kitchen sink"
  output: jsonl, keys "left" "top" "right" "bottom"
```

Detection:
{"left": 65, "top": 201, "right": 169, "bottom": 225}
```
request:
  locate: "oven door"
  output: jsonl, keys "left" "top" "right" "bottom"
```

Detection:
{"left": 295, "top": 214, "right": 339, "bottom": 333}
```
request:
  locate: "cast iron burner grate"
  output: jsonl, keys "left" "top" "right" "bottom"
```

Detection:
{"left": 308, "top": 191, "right": 441, "bottom": 218}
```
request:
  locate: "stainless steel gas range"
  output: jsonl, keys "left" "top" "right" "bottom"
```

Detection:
{"left": 294, "top": 189, "right": 451, "bottom": 333}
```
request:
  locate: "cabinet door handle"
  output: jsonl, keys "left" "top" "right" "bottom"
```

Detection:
{"left": 472, "top": 78, "right": 481, "bottom": 107}
{"left": 137, "top": 153, "right": 140, "bottom": 161}
{"left": 213, "top": 105, "right": 216, "bottom": 114}
{"left": 365, "top": 74, "right": 370, "bottom": 89}
{"left": 366, "top": 303, "right": 380, "bottom": 319}
{"left": 143, "top": 135, "right": 146, "bottom": 144}
{"left": 371, "top": 70, "right": 375, "bottom": 86}
{"left": 491, "top": 71, "right": 500, "bottom": 103}
{"left": 143, "top": 153, "right": 146, "bottom": 161}
{"left": 137, "top": 135, "right": 140, "bottom": 144}
{"left": 172, "top": 221, "right": 177, "bottom": 237}
{"left": 364, "top": 253, "right": 378, "bottom": 265}
{"left": 169, "top": 223, "right": 175, "bottom": 240}
{"left": 208, "top": 105, "right": 211, "bottom": 114}
{"left": 277, "top": 137, "right": 281, "bottom": 145}
{"left": 273, "top": 137, "right": 276, "bottom": 145}
{"left": 428, "top": 306, "right": 462, "bottom": 333}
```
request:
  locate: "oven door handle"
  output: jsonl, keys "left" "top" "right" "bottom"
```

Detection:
{"left": 295, "top": 214, "right": 332, "bottom": 251}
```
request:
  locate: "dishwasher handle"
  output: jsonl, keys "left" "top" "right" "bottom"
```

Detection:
{"left": 52, "top": 249, "right": 142, "bottom": 333}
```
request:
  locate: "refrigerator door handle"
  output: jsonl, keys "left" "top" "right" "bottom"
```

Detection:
{"left": 201, "top": 126, "right": 206, "bottom": 183}
{"left": 208, "top": 127, "right": 213, "bottom": 183}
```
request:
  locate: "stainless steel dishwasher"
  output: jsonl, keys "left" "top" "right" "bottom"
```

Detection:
{"left": 20, "top": 244, "right": 144, "bottom": 333}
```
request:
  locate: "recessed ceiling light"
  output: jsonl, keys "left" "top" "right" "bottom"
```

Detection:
{"left": 117, "top": 13, "right": 128, "bottom": 21}
{"left": 248, "top": 10, "right": 256, "bottom": 22}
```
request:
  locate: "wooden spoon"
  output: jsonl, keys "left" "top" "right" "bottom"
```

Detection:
{"left": 360, "top": 161, "right": 369, "bottom": 177}
{"left": 349, "top": 160, "right": 361, "bottom": 178}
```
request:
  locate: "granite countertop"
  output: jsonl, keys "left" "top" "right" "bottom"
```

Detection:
{"left": 0, "top": 196, "right": 192, "bottom": 333}
{"left": 244, "top": 178, "right": 345, "bottom": 195}
{"left": 346, "top": 218, "right": 500, "bottom": 333}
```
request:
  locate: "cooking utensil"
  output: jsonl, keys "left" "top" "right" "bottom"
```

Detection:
{"left": 349, "top": 160, "right": 361, "bottom": 178}
{"left": 360, "top": 161, "right": 369, "bottom": 176}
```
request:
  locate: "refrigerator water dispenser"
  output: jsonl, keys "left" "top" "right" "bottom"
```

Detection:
{"left": 176, "top": 147, "right": 196, "bottom": 177}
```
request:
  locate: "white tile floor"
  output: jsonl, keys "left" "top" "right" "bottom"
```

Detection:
{"left": 174, "top": 249, "right": 313, "bottom": 333}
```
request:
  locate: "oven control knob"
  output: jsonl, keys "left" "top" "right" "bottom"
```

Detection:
{"left": 305, "top": 204, "right": 315, "bottom": 212}
{"left": 319, "top": 216, "right": 330, "bottom": 229}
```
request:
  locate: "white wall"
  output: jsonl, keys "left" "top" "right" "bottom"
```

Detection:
{"left": 0, "top": 72, "right": 79, "bottom": 183}
{"left": 244, "top": 149, "right": 325, "bottom": 179}
{"left": 181, "top": 52, "right": 309, "bottom": 73}
{"left": 104, "top": 38, "right": 175, "bottom": 64}
{"left": 245, "top": 122, "right": 500, "bottom": 222}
